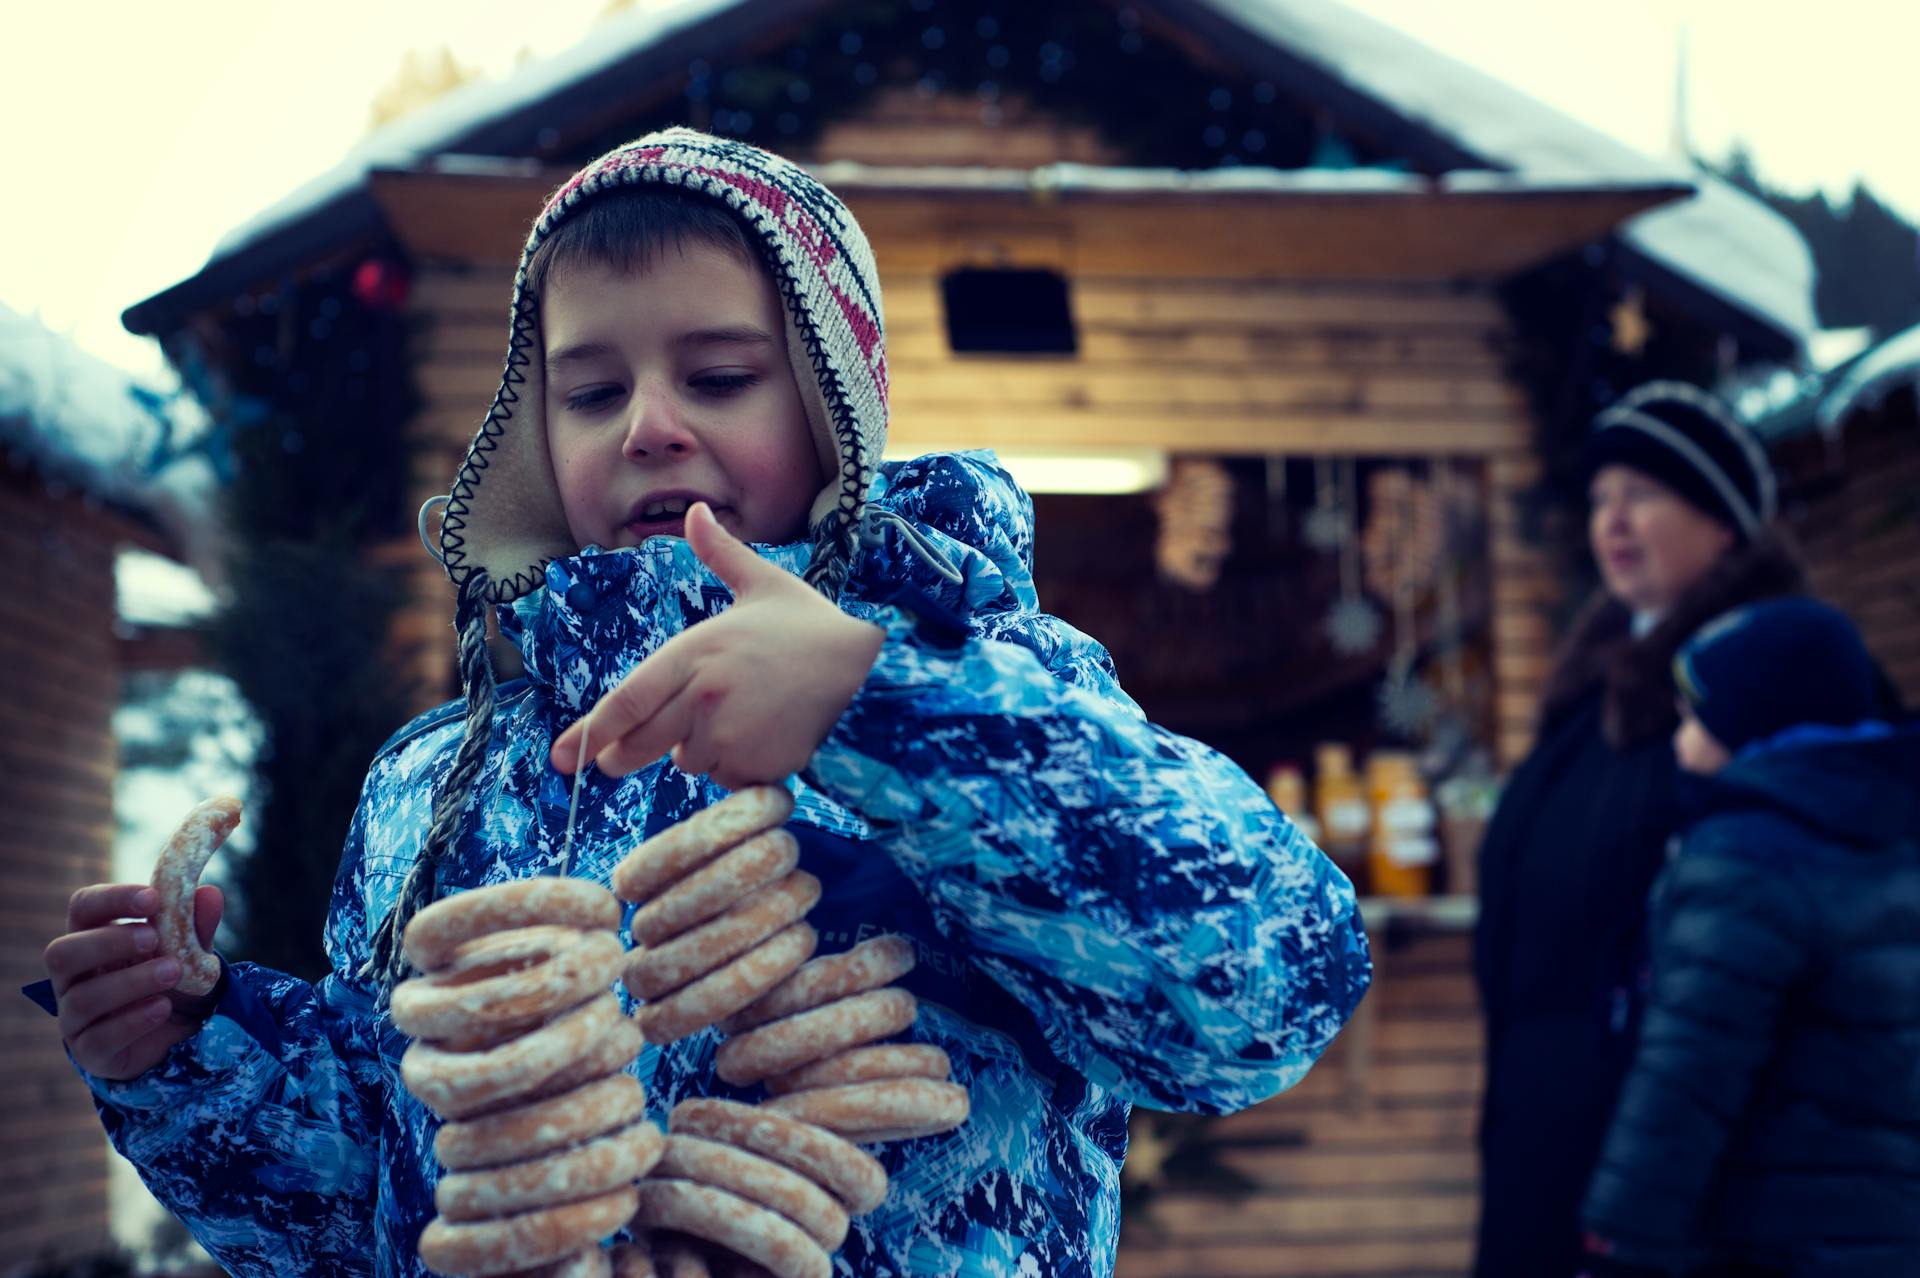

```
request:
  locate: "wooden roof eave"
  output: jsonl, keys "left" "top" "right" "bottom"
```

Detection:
{"left": 368, "top": 160, "right": 1687, "bottom": 283}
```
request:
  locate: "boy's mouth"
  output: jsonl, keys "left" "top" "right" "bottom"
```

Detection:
{"left": 624, "top": 493, "right": 725, "bottom": 540}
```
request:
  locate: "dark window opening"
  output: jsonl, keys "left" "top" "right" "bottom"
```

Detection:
{"left": 940, "top": 268, "right": 1078, "bottom": 354}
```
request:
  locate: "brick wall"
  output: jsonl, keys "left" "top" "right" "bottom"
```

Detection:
{"left": 0, "top": 462, "right": 121, "bottom": 1268}
{"left": 1787, "top": 412, "right": 1920, "bottom": 705}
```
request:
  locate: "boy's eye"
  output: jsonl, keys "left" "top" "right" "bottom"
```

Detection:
{"left": 562, "top": 386, "right": 621, "bottom": 413}
{"left": 692, "top": 372, "right": 759, "bottom": 397}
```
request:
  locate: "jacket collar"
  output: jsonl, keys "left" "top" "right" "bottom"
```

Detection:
{"left": 502, "top": 536, "right": 813, "bottom": 716}
{"left": 1703, "top": 720, "right": 1920, "bottom": 846}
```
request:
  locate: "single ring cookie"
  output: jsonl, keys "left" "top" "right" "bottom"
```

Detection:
{"left": 404, "top": 878, "right": 620, "bottom": 973}
{"left": 517, "top": 1015, "right": 644, "bottom": 1107}
{"left": 651, "top": 1235, "right": 713, "bottom": 1278}
{"left": 417, "top": 1185, "right": 637, "bottom": 1278}
{"left": 504, "top": 1246, "right": 613, "bottom": 1278}
{"left": 437, "top": 1073, "right": 646, "bottom": 1171}
{"left": 631, "top": 830, "right": 799, "bottom": 947}
{"left": 668, "top": 1099, "right": 887, "bottom": 1216}
{"left": 631, "top": 1180, "right": 829, "bottom": 1278}
{"left": 626, "top": 873, "right": 821, "bottom": 1000}
{"left": 395, "top": 929, "right": 625, "bottom": 1041}
{"left": 656, "top": 1133, "right": 849, "bottom": 1252}
{"left": 609, "top": 1242, "right": 659, "bottom": 1278}
{"left": 714, "top": 988, "right": 917, "bottom": 1088}
{"left": 763, "top": 1078, "right": 971, "bottom": 1145}
{"left": 636, "top": 923, "right": 816, "bottom": 1047}
{"left": 436, "top": 1121, "right": 665, "bottom": 1221}
{"left": 766, "top": 1044, "right": 952, "bottom": 1097}
{"left": 718, "top": 935, "right": 916, "bottom": 1035}
{"left": 402, "top": 994, "right": 621, "bottom": 1119}
{"left": 613, "top": 788, "right": 794, "bottom": 902}
{"left": 150, "top": 796, "right": 242, "bottom": 998}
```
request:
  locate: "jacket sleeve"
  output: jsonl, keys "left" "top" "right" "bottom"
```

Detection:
{"left": 77, "top": 797, "right": 390, "bottom": 1278}
{"left": 805, "top": 455, "right": 1371, "bottom": 1115}
{"left": 1581, "top": 838, "right": 1814, "bottom": 1268}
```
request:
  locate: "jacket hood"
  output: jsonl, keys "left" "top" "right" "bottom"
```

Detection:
{"left": 437, "top": 127, "right": 889, "bottom": 606}
{"left": 1706, "top": 720, "right": 1920, "bottom": 847}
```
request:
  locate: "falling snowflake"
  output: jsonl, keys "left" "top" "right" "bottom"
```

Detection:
{"left": 1304, "top": 504, "right": 1346, "bottom": 551}
{"left": 1378, "top": 671, "right": 1440, "bottom": 737}
{"left": 1325, "top": 595, "right": 1383, "bottom": 654}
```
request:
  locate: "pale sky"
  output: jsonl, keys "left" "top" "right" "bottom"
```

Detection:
{"left": 7, "top": 0, "right": 1916, "bottom": 382}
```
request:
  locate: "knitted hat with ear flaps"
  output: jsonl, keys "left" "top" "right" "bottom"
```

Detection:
{"left": 439, "top": 126, "right": 890, "bottom": 604}
{"left": 364, "top": 130, "right": 890, "bottom": 987}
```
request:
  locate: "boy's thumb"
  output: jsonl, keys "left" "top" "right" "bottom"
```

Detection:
{"left": 685, "top": 502, "right": 779, "bottom": 595}
{"left": 193, "top": 884, "right": 224, "bottom": 950}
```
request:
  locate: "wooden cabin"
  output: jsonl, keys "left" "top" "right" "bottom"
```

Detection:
{"left": 121, "top": 2, "right": 1817, "bottom": 1274}
{"left": 0, "top": 309, "right": 201, "bottom": 1273}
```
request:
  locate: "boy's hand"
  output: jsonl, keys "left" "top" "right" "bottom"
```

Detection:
{"left": 42, "top": 883, "right": 225, "bottom": 1080}
{"left": 551, "top": 502, "right": 884, "bottom": 788}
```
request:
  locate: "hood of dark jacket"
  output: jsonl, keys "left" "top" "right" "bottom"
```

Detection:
{"left": 1697, "top": 720, "right": 1920, "bottom": 848}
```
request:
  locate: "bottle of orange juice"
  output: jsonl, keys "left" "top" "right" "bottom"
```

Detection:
{"left": 1264, "top": 763, "right": 1322, "bottom": 845}
{"left": 1313, "top": 743, "right": 1370, "bottom": 890}
{"left": 1367, "top": 750, "right": 1438, "bottom": 898}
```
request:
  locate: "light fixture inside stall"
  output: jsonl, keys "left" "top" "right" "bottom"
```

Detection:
{"left": 881, "top": 445, "right": 1168, "bottom": 495}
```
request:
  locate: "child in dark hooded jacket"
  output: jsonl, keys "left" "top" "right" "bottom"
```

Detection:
{"left": 1582, "top": 596, "right": 1920, "bottom": 1278}
{"left": 36, "top": 129, "right": 1370, "bottom": 1278}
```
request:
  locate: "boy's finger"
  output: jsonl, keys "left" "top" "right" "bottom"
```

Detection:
{"left": 685, "top": 502, "right": 786, "bottom": 598}
{"left": 594, "top": 683, "right": 703, "bottom": 778}
{"left": 57, "top": 957, "right": 182, "bottom": 1036}
{"left": 552, "top": 641, "right": 693, "bottom": 773}
{"left": 66, "top": 996, "right": 173, "bottom": 1078}
{"left": 66, "top": 884, "right": 160, "bottom": 932}
{"left": 43, "top": 923, "right": 160, "bottom": 994}
{"left": 670, "top": 730, "right": 720, "bottom": 780}
{"left": 193, "top": 885, "right": 224, "bottom": 950}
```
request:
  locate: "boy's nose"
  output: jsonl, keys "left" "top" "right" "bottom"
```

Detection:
{"left": 621, "top": 387, "right": 697, "bottom": 460}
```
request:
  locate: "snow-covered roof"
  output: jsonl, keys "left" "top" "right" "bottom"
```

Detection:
{"left": 209, "top": 0, "right": 744, "bottom": 267}
{"left": 2, "top": 302, "right": 175, "bottom": 504}
{"left": 1, "top": 302, "right": 221, "bottom": 565}
{"left": 1820, "top": 321, "right": 1920, "bottom": 428}
{"left": 125, "top": 0, "right": 1814, "bottom": 352}
{"left": 1206, "top": 0, "right": 1815, "bottom": 347}
{"left": 812, "top": 159, "right": 1679, "bottom": 199}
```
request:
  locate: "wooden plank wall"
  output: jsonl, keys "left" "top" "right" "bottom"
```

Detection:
{"left": 1790, "top": 415, "right": 1920, "bottom": 703}
{"left": 398, "top": 266, "right": 1550, "bottom": 732}
{"left": 1487, "top": 451, "right": 1556, "bottom": 765}
{"left": 0, "top": 464, "right": 118, "bottom": 1268}
{"left": 1116, "top": 928, "right": 1481, "bottom": 1278}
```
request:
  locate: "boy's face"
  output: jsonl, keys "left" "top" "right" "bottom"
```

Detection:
{"left": 541, "top": 245, "right": 823, "bottom": 551}
{"left": 1673, "top": 703, "right": 1731, "bottom": 775}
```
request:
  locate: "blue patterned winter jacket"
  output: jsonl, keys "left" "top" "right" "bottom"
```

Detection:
{"left": 74, "top": 452, "right": 1370, "bottom": 1278}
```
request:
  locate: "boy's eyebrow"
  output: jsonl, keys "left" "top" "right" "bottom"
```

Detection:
{"left": 676, "top": 324, "right": 776, "bottom": 349}
{"left": 545, "top": 327, "right": 776, "bottom": 373}
{"left": 545, "top": 340, "right": 621, "bottom": 372}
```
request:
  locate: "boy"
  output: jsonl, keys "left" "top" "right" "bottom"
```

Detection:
{"left": 38, "top": 129, "right": 1370, "bottom": 1277}
{"left": 1581, "top": 597, "right": 1920, "bottom": 1278}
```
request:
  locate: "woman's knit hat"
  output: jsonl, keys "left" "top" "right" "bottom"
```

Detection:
{"left": 368, "top": 129, "right": 890, "bottom": 985}
{"left": 1585, "top": 380, "right": 1777, "bottom": 539}
{"left": 1675, "top": 597, "right": 1882, "bottom": 752}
